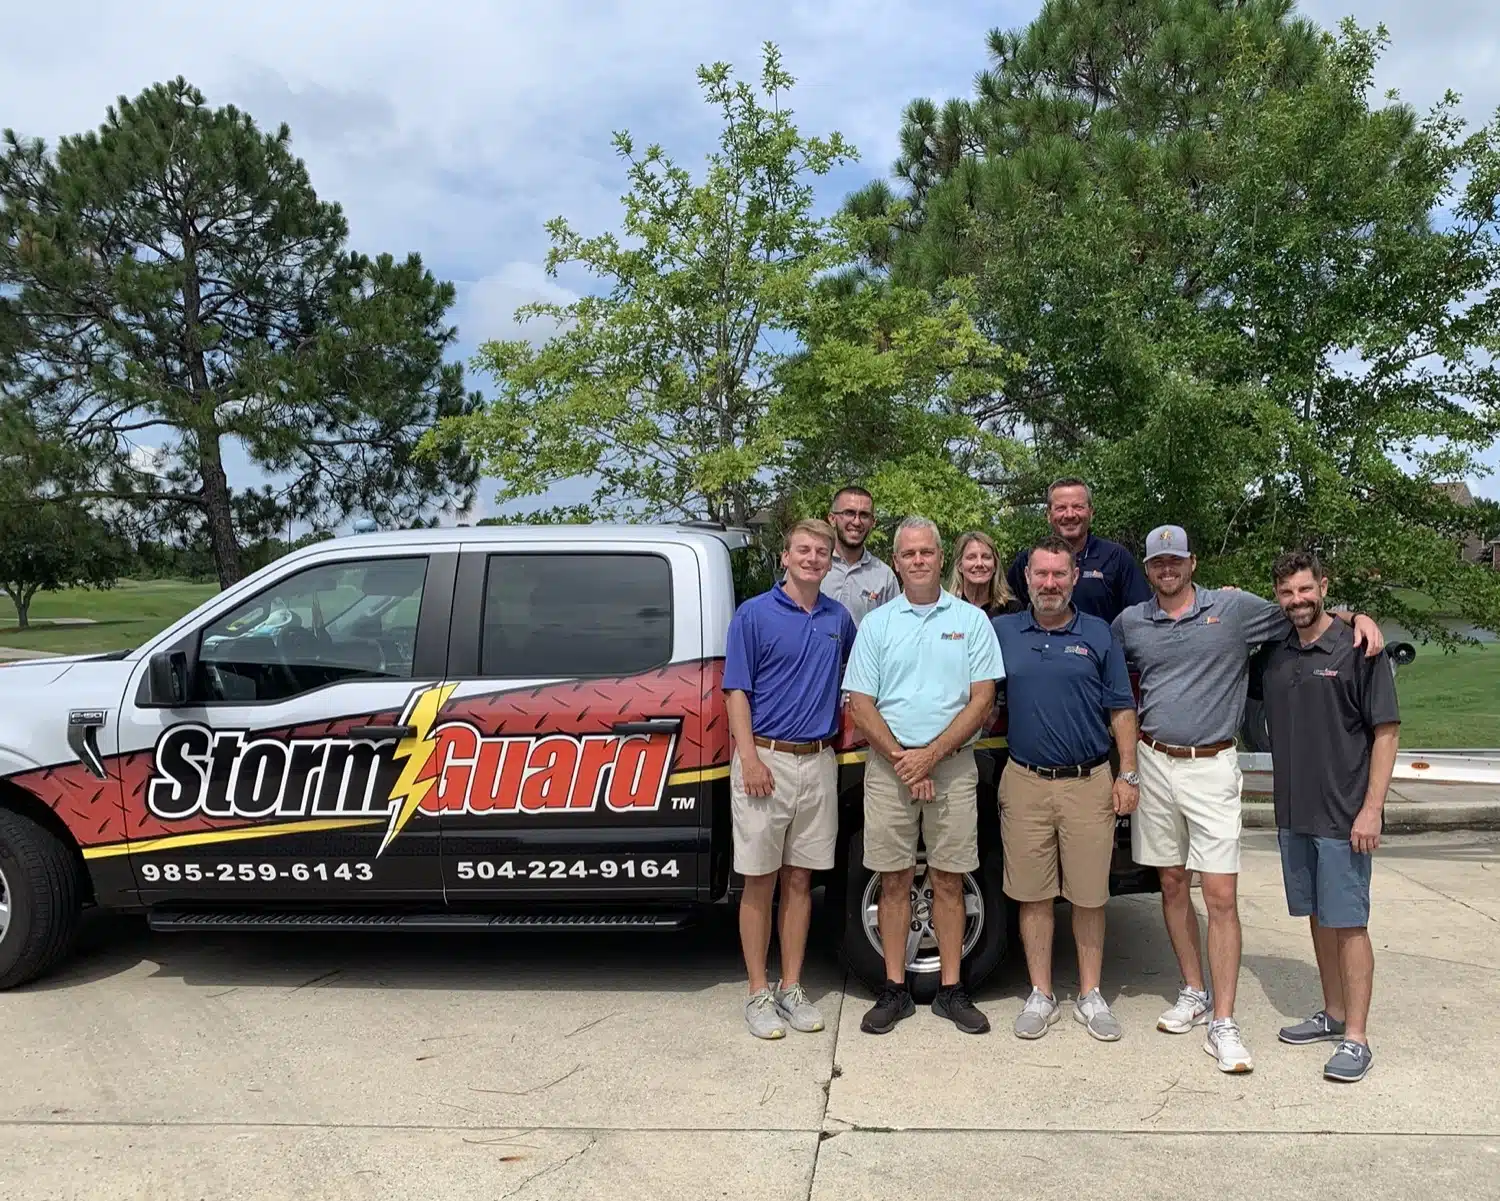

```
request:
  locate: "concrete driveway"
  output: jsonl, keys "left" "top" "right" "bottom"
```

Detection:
{"left": 4, "top": 830, "right": 1498, "bottom": 1200}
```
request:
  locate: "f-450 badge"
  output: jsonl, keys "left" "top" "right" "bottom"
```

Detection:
{"left": 145, "top": 685, "right": 679, "bottom": 855}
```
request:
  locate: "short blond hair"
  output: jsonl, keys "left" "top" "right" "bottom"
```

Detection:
{"left": 783, "top": 518, "right": 836, "bottom": 553}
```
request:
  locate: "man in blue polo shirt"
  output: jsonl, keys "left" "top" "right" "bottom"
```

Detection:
{"left": 993, "top": 535, "right": 1140, "bottom": 1043}
{"left": 724, "top": 518, "right": 858, "bottom": 1040}
{"left": 843, "top": 516, "right": 1005, "bottom": 1037}
{"left": 1007, "top": 477, "right": 1151, "bottom": 623}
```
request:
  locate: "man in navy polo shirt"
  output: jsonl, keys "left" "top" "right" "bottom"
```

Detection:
{"left": 724, "top": 518, "right": 858, "bottom": 1040}
{"left": 1007, "top": 477, "right": 1151, "bottom": 623}
{"left": 994, "top": 535, "right": 1141, "bottom": 1043}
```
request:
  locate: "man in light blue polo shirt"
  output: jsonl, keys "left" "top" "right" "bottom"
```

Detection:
{"left": 843, "top": 516, "right": 1004, "bottom": 1037}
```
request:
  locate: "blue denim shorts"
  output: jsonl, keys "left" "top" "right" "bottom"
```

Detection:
{"left": 1278, "top": 828, "right": 1372, "bottom": 928}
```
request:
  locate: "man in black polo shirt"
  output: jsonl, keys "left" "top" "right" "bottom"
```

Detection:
{"left": 1007, "top": 477, "right": 1151, "bottom": 623}
{"left": 1262, "top": 551, "right": 1400, "bottom": 1084}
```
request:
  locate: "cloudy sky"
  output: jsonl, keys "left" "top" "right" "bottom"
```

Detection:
{"left": 3, "top": 0, "right": 1498, "bottom": 517}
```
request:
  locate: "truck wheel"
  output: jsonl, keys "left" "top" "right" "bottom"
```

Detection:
{"left": 840, "top": 828, "right": 1007, "bottom": 1004}
{"left": 0, "top": 808, "right": 82, "bottom": 990}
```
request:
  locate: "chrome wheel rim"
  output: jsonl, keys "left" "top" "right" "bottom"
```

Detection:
{"left": 860, "top": 857, "right": 984, "bottom": 976}
{"left": 0, "top": 865, "right": 10, "bottom": 945}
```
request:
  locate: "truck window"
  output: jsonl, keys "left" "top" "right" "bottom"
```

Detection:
{"left": 480, "top": 553, "right": 672, "bottom": 678}
{"left": 729, "top": 543, "right": 776, "bottom": 607}
{"left": 195, "top": 557, "right": 428, "bottom": 702}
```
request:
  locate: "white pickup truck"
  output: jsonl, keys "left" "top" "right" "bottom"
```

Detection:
{"left": 0, "top": 523, "right": 1158, "bottom": 993}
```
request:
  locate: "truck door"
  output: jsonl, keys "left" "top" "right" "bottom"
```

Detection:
{"left": 114, "top": 547, "right": 457, "bottom": 904}
{"left": 435, "top": 540, "right": 707, "bottom": 903}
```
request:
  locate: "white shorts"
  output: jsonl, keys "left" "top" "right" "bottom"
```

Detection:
{"left": 1132, "top": 739, "right": 1243, "bottom": 874}
{"left": 731, "top": 747, "right": 838, "bottom": 876}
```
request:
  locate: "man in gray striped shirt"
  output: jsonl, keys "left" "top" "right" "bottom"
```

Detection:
{"left": 821, "top": 485, "right": 900, "bottom": 625}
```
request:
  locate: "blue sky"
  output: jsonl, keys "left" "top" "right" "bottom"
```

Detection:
{"left": 3, "top": 0, "right": 1498, "bottom": 521}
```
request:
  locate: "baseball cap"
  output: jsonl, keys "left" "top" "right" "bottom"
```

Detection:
{"left": 1144, "top": 524, "right": 1192, "bottom": 561}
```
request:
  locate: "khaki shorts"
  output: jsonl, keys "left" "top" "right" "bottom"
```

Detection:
{"left": 1132, "top": 739, "right": 1243, "bottom": 874}
{"left": 998, "top": 760, "right": 1115, "bottom": 907}
{"left": 731, "top": 747, "right": 838, "bottom": 876}
{"left": 862, "top": 749, "right": 979, "bottom": 874}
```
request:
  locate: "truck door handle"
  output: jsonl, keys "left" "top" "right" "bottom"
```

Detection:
{"left": 611, "top": 719, "right": 682, "bottom": 735}
{"left": 348, "top": 725, "right": 417, "bottom": 740}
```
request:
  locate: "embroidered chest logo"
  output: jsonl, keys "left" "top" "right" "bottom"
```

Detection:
{"left": 1203, "top": 615, "right": 1221, "bottom": 625}
{"left": 940, "top": 631, "right": 966, "bottom": 641}
{"left": 862, "top": 590, "right": 880, "bottom": 602}
{"left": 1313, "top": 668, "right": 1340, "bottom": 678}
{"left": 1083, "top": 569, "right": 1105, "bottom": 580}
{"left": 1063, "top": 644, "right": 1091, "bottom": 657}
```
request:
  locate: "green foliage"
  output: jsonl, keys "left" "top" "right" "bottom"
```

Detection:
{"left": 0, "top": 405, "right": 129, "bottom": 627}
{"left": 863, "top": 8, "right": 1500, "bottom": 641}
{"left": 0, "top": 78, "right": 479, "bottom": 588}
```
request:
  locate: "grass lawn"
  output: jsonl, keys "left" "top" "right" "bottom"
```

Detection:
{"left": 1392, "top": 642, "right": 1500, "bottom": 748}
{"left": 0, "top": 579, "right": 219, "bottom": 655}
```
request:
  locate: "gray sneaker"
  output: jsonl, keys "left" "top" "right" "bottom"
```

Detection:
{"left": 1279, "top": 1009, "right": 1346, "bottom": 1045}
{"left": 1013, "top": 987, "right": 1062, "bottom": 1039}
{"left": 1323, "top": 1039, "right": 1374, "bottom": 1082}
{"left": 745, "top": 986, "right": 787, "bottom": 1040}
{"left": 773, "top": 981, "right": 825, "bottom": 1033}
{"left": 1074, "top": 988, "right": 1123, "bottom": 1041}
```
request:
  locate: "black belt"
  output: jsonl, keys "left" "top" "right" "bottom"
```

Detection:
{"left": 1012, "top": 753, "right": 1109, "bottom": 780}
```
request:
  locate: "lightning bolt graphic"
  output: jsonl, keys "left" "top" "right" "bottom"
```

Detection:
{"left": 378, "top": 684, "right": 458, "bottom": 856}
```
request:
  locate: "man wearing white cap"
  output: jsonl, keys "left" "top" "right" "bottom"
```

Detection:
{"left": 1111, "top": 525, "right": 1384, "bottom": 1074}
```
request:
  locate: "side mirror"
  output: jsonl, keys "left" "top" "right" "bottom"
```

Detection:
{"left": 1388, "top": 642, "right": 1416, "bottom": 668}
{"left": 147, "top": 651, "right": 189, "bottom": 707}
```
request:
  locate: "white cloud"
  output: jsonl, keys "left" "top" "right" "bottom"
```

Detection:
{"left": 454, "top": 263, "right": 579, "bottom": 351}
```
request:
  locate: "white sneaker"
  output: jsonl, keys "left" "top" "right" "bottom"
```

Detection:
{"left": 1157, "top": 985, "right": 1212, "bottom": 1034}
{"left": 1205, "top": 1017, "right": 1254, "bottom": 1073}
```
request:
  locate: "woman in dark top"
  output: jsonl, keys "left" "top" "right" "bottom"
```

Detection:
{"left": 948, "top": 530, "right": 1024, "bottom": 617}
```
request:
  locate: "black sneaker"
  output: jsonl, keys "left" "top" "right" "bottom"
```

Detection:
{"left": 932, "top": 983, "right": 990, "bottom": 1034}
{"left": 860, "top": 981, "right": 915, "bottom": 1034}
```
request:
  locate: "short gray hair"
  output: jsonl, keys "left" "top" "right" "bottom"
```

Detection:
{"left": 894, "top": 515, "right": 941, "bottom": 550}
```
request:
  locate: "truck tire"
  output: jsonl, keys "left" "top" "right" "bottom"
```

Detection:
{"left": 0, "top": 808, "right": 82, "bottom": 990}
{"left": 840, "top": 827, "right": 1007, "bottom": 1003}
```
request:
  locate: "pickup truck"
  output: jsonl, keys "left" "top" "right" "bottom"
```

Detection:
{"left": 0, "top": 524, "right": 1157, "bottom": 996}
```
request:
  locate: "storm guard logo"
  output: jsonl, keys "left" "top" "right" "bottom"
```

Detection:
{"left": 145, "top": 685, "right": 679, "bottom": 855}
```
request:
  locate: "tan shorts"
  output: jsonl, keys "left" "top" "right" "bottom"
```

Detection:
{"left": 998, "top": 761, "right": 1114, "bottom": 908}
{"left": 1132, "top": 739, "right": 1243, "bottom": 874}
{"left": 731, "top": 747, "right": 838, "bottom": 876}
{"left": 862, "top": 749, "right": 979, "bottom": 874}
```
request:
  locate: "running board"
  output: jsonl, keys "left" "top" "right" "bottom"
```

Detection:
{"left": 147, "top": 910, "right": 696, "bottom": 933}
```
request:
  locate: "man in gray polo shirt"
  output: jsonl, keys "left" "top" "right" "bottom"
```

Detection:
{"left": 822, "top": 485, "right": 900, "bottom": 625}
{"left": 1112, "top": 525, "right": 1383, "bottom": 1074}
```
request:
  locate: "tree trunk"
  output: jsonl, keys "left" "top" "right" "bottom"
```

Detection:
{"left": 14, "top": 592, "right": 31, "bottom": 630}
{"left": 181, "top": 230, "right": 244, "bottom": 589}
{"left": 198, "top": 436, "right": 244, "bottom": 589}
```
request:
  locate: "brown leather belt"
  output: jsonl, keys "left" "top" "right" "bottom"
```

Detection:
{"left": 753, "top": 736, "right": 834, "bottom": 756}
{"left": 1141, "top": 735, "right": 1235, "bottom": 759}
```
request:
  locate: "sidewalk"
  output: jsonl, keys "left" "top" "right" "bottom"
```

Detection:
{"left": 1243, "top": 773, "right": 1500, "bottom": 832}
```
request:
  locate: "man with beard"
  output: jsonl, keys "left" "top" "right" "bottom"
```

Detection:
{"left": 992, "top": 536, "right": 1140, "bottom": 1042}
{"left": 1007, "top": 478, "right": 1151, "bottom": 623}
{"left": 1262, "top": 551, "right": 1399, "bottom": 1083}
{"left": 843, "top": 517, "right": 1004, "bottom": 1036}
{"left": 822, "top": 485, "right": 900, "bottom": 625}
{"left": 725, "top": 519, "right": 858, "bottom": 1039}
{"left": 1112, "top": 526, "right": 1384, "bottom": 1074}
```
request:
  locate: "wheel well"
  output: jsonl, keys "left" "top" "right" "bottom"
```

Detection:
{"left": 0, "top": 780, "right": 94, "bottom": 905}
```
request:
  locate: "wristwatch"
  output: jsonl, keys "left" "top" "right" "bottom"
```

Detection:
{"left": 1120, "top": 770, "right": 1140, "bottom": 786}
